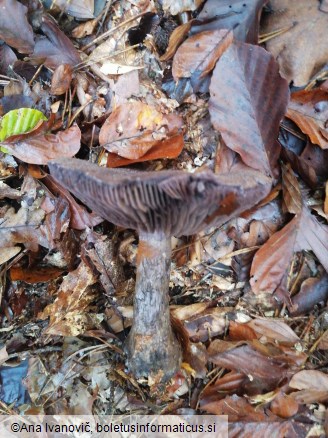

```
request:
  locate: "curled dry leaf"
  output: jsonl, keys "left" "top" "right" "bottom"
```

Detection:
{"left": 51, "top": 64, "right": 73, "bottom": 95}
{"left": 289, "top": 370, "right": 328, "bottom": 404}
{"left": 290, "top": 272, "right": 328, "bottom": 316}
{"left": 286, "top": 88, "right": 328, "bottom": 149}
{"left": 160, "top": 21, "right": 193, "bottom": 62}
{"left": 99, "top": 102, "right": 184, "bottom": 160}
{"left": 262, "top": 0, "right": 328, "bottom": 86}
{"left": 31, "top": 15, "right": 81, "bottom": 69}
{"left": 172, "top": 29, "right": 233, "bottom": 81}
{"left": 38, "top": 261, "right": 97, "bottom": 336}
{"left": 0, "top": 0, "right": 34, "bottom": 53}
{"left": 209, "top": 41, "right": 289, "bottom": 177}
{"left": 191, "top": 0, "right": 268, "bottom": 44}
{"left": 2, "top": 125, "right": 81, "bottom": 165}
{"left": 251, "top": 189, "right": 328, "bottom": 295}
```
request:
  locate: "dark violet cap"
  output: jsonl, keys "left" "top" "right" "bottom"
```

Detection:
{"left": 48, "top": 158, "right": 271, "bottom": 236}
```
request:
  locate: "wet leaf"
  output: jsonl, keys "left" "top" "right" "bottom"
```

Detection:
{"left": 99, "top": 102, "right": 184, "bottom": 160}
{"left": 209, "top": 41, "right": 289, "bottom": 177}
{"left": 286, "top": 88, "right": 328, "bottom": 149}
{"left": 262, "top": 0, "right": 328, "bottom": 86}
{"left": 2, "top": 125, "right": 81, "bottom": 165}
{"left": 0, "top": 108, "right": 47, "bottom": 142}
{"left": 172, "top": 29, "right": 233, "bottom": 81}
{"left": 38, "top": 261, "right": 97, "bottom": 336}
{"left": 0, "top": 0, "right": 34, "bottom": 53}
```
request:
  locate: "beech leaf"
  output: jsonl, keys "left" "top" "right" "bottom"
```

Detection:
{"left": 0, "top": 0, "right": 34, "bottom": 53}
{"left": 209, "top": 41, "right": 289, "bottom": 177}
{"left": 0, "top": 108, "right": 47, "bottom": 142}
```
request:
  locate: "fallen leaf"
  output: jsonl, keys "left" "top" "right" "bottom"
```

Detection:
{"left": 0, "top": 246, "right": 21, "bottom": 264}
{"left": 289, "top": 370, "right": 328, "bottom": 403}
{"left": 286, "top": 88, "right": 328, "bottom": 149}
{"left": 172, "top": 29, "right": 233, "bottom": 81}
{"left": 2, "top": 125, "right": 81, "bottom": 165}
{"left": 106, "top": 134, "right": 184, "bottom": 167}
{"left": 0, "top": 43, "right": 17, "bottom": 74}
{"left": 209, "top": 41, "right": 289, "bottom": 177}
{"left": 0, "top": 108, "right": 47, "bottom": 142}
{"left": 51, "top": 64, "right": 73, "bottom": 95}
{"left": 0, "top": 181, "right": 20, "bottom": 199}
{"left": 160, "top": 21, "right": 193, "bottom": 61}
{"left": 229, "top": 421, "right": 310, "bottom": 437}
{"left": 0, "top": 0, "right": 34, "bottom": 53}
{"left": 72, "top": 18, "right": 98, "bottom": 39}
{"left": 250, "top": 204, "right": 328, "bottom": 295}
{"left": 99, "top": 102, "right": 184, "bottom": 160}
{"left": 262, "top": 0, "right": 328, "bottom": 86}
{"left": 31, "top": 14, "right": 81, "bottom": 69}
{"left": 247, "top": 319, "right": 300, "bottom": 345}
{"left": 10, "top": 266, "right": 63, "bottom": 283}
{"left": 191, "top": 0, "right": 268, "bottom": 44}
{"left": 270, "top": 392, "right": 299, "bottom": 419}
{"left": 163, "top": 0, "right": 204, "bottom": 15}
{"left": 0, "top": 346, "right": 8, "bottom": 366}
{"left": 281, "top": 162, "right": 302, "bottom": 214}
{"left": 38, "top": 261, "right": 97, "bottom": 336}
{"left": 290, "top": 272, "right": 328, "bottom": 316}
{"left": 49, "top": 0, "right": 94, "bottom": 19}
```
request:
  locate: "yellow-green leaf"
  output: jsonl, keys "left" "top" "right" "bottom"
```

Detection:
{"left": 0, "top": 108, "right": 47, "bottom": 142}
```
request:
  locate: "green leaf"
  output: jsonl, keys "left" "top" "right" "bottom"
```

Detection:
{"left": 0, "top": 108, "right": 47, "bottom": 142}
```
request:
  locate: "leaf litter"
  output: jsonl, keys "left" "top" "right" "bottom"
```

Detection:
{"left": 0, "top": 0, "right": 327, "bottom": 435}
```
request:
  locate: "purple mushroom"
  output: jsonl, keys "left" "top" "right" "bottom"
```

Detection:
{"left": 49, "top": 158, "right": 271, "bottom": 381}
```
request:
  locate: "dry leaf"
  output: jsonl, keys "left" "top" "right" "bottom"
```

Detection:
{"left": 209, "top": 41, "right": 289, "bottom": 177}
{"left": 262, "top": 0, "right": 328, "bottom": 86}
{"left": 38, "top": 261, "right": 97, "bottom": 336}
{"left": 290, "top": 273, "right": 328, "bottom": 316}
{"left": 160, "top": 21, "right": 193, "bottom": 61}
{"left": 51, "top": 64, "right": 73, "bottom": 95}
{"left": 286, "top": 88, "right": 328, "bottom": 149}
{"left": 163, "top": 0, "right": 204, "bottom": 15}
{"left": 0, "top": 0, "right": 34, "bottom": 53}
{"left": 99, "top": 102, "right": 184, "bottom": 160}
{"left": 172, "top": 29, "right": 233, "bottom": 81}
{"left": 247, "top": 319, "right": 300, "bottom": 345}
{"left": 289, "top": 370, "right": 328, "bottom": 403}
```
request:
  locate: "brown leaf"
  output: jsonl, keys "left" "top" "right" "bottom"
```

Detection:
{"left": 262, "top": 0, "right": 328, "bottom": 86}
{"left": 270, "top": 392, "right": 299, "bottom": 419}
{"left": 51, "top": 64, "right": 73, "bottom": 95}
{"left": 71, "top": 18, "right": 98, "bottom": 38}
{"left": 38, "top": 261, "right": 97, "bottom": 336}
{"left": 172, "top": 29, "right": 233, "bottom": 81}
{"left": 0, "top": 0, "right": 34, "bottom": 53}
{"left": 50, "top": 0, "right": 94, "bottom": 19}
{"left": 99, "top": 102, "right": 184, "bottom": 160}
{"left": 250, "top": 204, "right": 328, "bottom": 295}
{"left": 160, "top": 21, "right": 193, "bottom": 61}
{"left": 31, "top": 14, "right": 81, "bottom": 69}
{"left": 209, "top": 41, "right": 289, "bottom": 177}
{"left": 286, "top": 88, "right": 328, "bottom": 149}
{"left": 106, "top": 134, "right": 184, "bottom": 167}
{"left": 0, "top": 43, "right": 17, "bottom": 75}
{"left": 289, "top": 370, "right": 328, "bottom": 404}
{"left": 191, "top": 0, "right": 268, "bottom": 44}
{"left": 247, "top": 319, "right": 300, "bottom": 345}
{"left": 0, "top": 181, "right": 20, "bottom": 200}
{"left": 10, "top": 266, "right": 63, "bottom": 283}
{"left": 43, "top": 175, "right": 103, "bottom": 230}
{"left": 281, "top": 162, "right": 302, "bottom": 214}
{"left": 290, "top": 272, "right": 328, "bottom": 316}
{"left": 2, "top": 125, "right": 81, "bottom": 165}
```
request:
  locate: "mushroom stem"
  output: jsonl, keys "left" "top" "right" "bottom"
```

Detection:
{"left": 126, "top": 231, "right": 181, "bottom": 380}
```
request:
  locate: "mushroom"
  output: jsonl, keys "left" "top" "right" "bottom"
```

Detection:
{"left": 48, "top": 158, "right": 271, "bottom": 381}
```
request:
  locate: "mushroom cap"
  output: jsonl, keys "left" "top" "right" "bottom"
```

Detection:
{"left": 48, "top": 158, "right": 271, "bottom": 236}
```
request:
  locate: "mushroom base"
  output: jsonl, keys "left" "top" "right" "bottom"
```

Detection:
{"left": 125, "top": 232, "right": 181, "bottom": 381}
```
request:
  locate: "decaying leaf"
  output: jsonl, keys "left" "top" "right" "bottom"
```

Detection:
{"left": 0, "top": 0, "right": 34, "bottom": 53}
{"left": 99, "top": 102, "right": 184, "bottom": 160}
{"left": 286, "top": 88, "right": 328, "bottom": 149}
{"left": 209, "top": 41, "right": 289, "bottom": 177}
{"left": 250, "top": 203, "right": 328, "bottom": 295}
{"left": 262, "top": 0, "right": 328, "bottom": 86}
{"left": 2, "top": 125, "right": 81, "bottom": 165}
{"left": 172, "top": 29, "right": 233, "bottom": 81}
{"left": 38, "top": 261, "right": 97, "bottom": 336}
